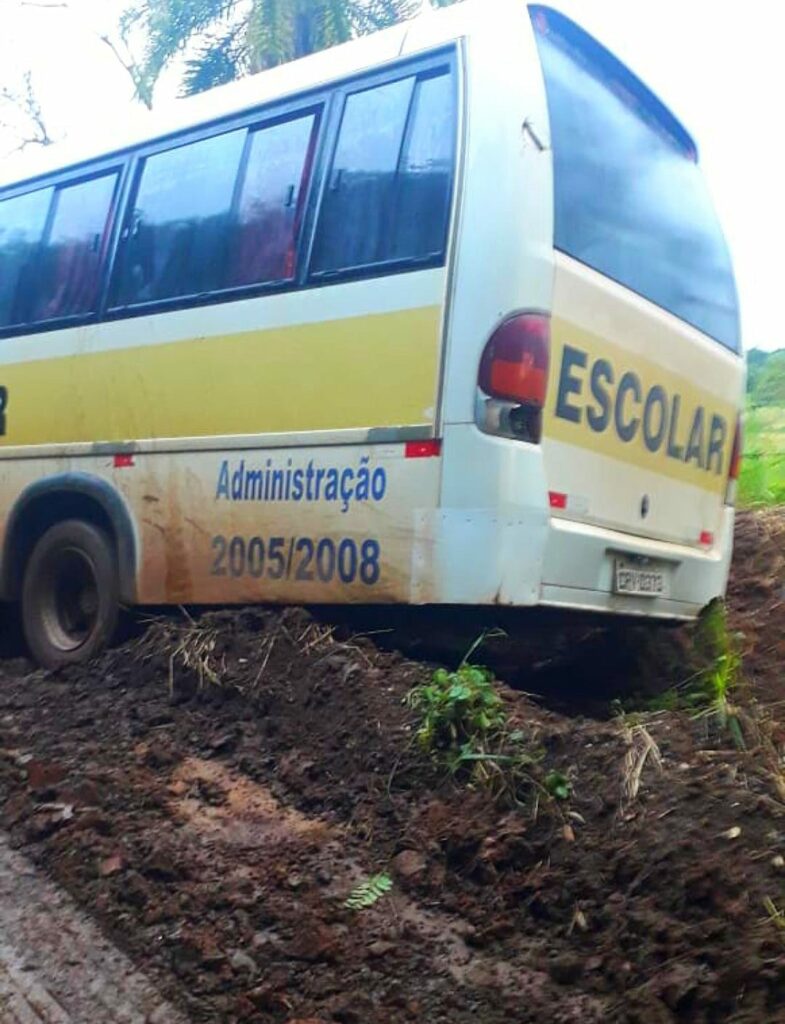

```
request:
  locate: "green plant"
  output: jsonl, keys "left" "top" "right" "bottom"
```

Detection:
{"left": 405, "top": 633, "right": 556, "bottom": 804}
{"left": 121, "top": 0, "right": 463, "bottom": 100}
{"left": 693, "top": 600, "right": 743, "bottom": 732}
{"left": 544, "top": 771, "right": 571, "bottom": 801}
{"left": 739, "top": 404, "right": 785, "bottom": 507}
{"left": 344, "top": 873, "right": 393, "bottom": 911}
{"left": 407, "top": 662, "right": 507, "bottom": 763}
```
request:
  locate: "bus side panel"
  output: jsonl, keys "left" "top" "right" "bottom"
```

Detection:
{"left": 436, "top": 4, "right": 554, "bottom": 431}
{"left": 0, "top": 446, "right": 442, "bottom": 606}
{"left": 0, "top": 266, "right": 449, "bottom": 605}
{"left": 0, "top": 273, "right": 445, "bottom": 449}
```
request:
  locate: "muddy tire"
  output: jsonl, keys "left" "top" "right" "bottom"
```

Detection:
{"left": 21, "top": 520, "right": 119, "bottom": 669}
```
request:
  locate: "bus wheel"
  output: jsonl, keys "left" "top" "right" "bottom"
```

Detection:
{"left": 21, "top": 520, "right": 120, "bottom": 669}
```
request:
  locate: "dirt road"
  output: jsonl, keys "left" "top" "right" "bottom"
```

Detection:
{"left": 0, "top": 834, "right": 185, "bottom": 1023}
{"left": 0, "top": 509, "right": 783, "bottom": 1023}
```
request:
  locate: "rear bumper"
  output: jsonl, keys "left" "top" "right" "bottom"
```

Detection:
{"left": 538, "top": 509, "right": 735, "bottom": 620}
{"left": 417, "top": 502, "right": 733, "bottom": 619}
{"left": 432, "top": 425, "right": 734, "bottom": 620}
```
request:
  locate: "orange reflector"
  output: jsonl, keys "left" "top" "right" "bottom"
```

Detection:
{"left": 488, "top": 359, "right": 549, "bottom": 405}
{"left": 699, "top": 531, "right": 714, "bottom": 547}
{"left": 549, "top": 491, "right": 567, "bottom": 510}
{"left": 729, "top": 416, "right": 743, "bottom": 481}
{"left": 113, "top": 453, "right": 134, "bottom": 468}
{"left": 405, "top": 440, "right": 442, "bottom": 459}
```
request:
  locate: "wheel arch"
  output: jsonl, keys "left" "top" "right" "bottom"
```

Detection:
{"left": 0, "top": 473, "right": 138, "bottom": 603}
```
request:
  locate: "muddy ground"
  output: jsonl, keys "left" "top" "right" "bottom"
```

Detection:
{"left": 0, "top": 510, "right": 784, "bottom": 1024}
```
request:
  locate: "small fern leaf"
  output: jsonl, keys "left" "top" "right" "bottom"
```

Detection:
{"left": 344, "top": 873, "right": 393, "bottom": 911}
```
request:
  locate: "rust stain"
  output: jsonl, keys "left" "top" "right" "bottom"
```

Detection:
{"left": 163, "top": 471, "right": 194, "bottom": 603}
{"left": 141, "top": 518, "right": 166, "bottom": 535}
{"left": 184, "top": 517, "right": 210, "bottom": 539}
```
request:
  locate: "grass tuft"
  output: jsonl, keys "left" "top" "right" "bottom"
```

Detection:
{"left": 134, "top": 613, "right": 224, "bottom": 695}
{"left": 640, "top": 601, "right": 745, "bottom": 747}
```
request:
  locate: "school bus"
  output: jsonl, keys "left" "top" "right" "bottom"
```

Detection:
{"left": 0, "top": 1, "right": 743, "bottom": 666}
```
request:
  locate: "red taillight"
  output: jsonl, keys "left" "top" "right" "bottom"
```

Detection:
{"left": 479, "top": 314, "right": 550, "bottom": 407}
{"left": 725, "top": 415, "right": 742, "bottom": 507}
{"left": 729, "top": 416, "right": 742, "bottom": 481}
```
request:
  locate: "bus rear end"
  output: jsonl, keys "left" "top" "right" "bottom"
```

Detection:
{"left": 433, "top": 1, "right": 743, "bottom": 619}
{"left": 534, "top": 7, "right": 742, "bottom": 617}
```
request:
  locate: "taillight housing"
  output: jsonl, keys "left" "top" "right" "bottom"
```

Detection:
{"left": 476, "top": 313, "right": 550, "bottom": 443}
{"left": 725, "top": 415, "right": 742, "bottom": 506}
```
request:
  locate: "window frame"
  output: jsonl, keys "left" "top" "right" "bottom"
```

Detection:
{"left": 0, "top": 163, "right": 125, "bottom": 339}
{"left": 0, "top": 44, "right": 459, "bottom": 340}
{"left": 106, "top": 100, "right": 326, "bottom": 317}
{"left": 306, "top": 54, "right": 458, "bottom": 287}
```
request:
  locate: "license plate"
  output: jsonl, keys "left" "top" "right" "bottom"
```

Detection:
{"left": 614, "top": 559, "right": 669, "bottom": 598}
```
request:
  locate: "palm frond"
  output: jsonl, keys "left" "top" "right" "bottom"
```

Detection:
{"left": 127, "top": 0, "right": 464, "bottom": 101}
{"left": 139, "top": 0, "right": 239, "bottom": 81}
{"left": 181, "top": 27, "right": 248, "bottom": 95}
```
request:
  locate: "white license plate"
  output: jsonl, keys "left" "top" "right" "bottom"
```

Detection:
{"left": 614, "top": 559, "right": 669, "bottom": 598}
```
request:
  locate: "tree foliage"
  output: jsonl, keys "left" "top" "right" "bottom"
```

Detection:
{"left": 748, "top": 349, "right": 785, "bottom": 408}
{"left": 124, "top": 0, "right": 459, "bottom": 98}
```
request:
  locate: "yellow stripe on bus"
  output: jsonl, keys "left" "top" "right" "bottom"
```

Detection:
{"left": 544, "top": 319, "right": 738, "bottom": 495}
{"left": 0, "top": 306, "right": 442, "bottom": 447}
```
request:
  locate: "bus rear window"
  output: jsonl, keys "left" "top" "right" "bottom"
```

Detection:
{"left": 531, "top": 7, "right": 740, "bottom": 352}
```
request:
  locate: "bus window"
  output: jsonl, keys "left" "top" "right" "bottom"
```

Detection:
{"left": 311, "top": 67, "right": 455, "bottom": 276}
{"left": 313, "top": 76, "right": 415, "bottom": 275}
{"left": 532, "top": 8, "right": 740, "bottom": 351}
{"left": 33, "top": 173, "right": 119, "bottom": 322}
{"left": 228, "top": 112, "right": 318, "bottom": 288}
{"left": 387, "top": 71, "right": 456, "bottom": 263}
{"left": 0, "top": 187, "right": 52, "bottom": 329}
{"left": 111, "top": 128, "right": 246, "bottom": 307}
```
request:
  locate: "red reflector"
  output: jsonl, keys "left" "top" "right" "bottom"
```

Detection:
{"left": 113, "top": 453, "right": 135, "bottom": 468}
{"left": 699, "top": 531, "right": 714, "bottom": 547}
{"left": 479, "top": 314, "right": 551, "bottom": 407}
{"left": 549, "top": 491, "right": 567, "bottom": 510}
{"left": 405, "top": 440, "right": 442, "bottom": 459}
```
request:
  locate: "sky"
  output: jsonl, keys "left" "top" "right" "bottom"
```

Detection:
{"left": 0, "top": 0, "right": 782, "bottom": 352}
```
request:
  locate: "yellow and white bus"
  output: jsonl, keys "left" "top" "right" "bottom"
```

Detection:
{"left": 0, "top": 0, "right": 743, "bottom": 667}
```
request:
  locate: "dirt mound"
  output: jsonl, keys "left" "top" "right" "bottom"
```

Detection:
{"left": 0, "top": 512, "right": 783, "bottom": 1024}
